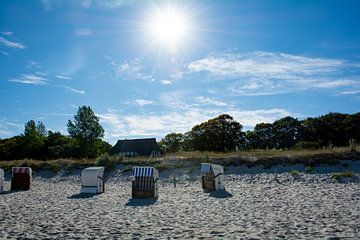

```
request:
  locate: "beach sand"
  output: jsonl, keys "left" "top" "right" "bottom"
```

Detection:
{"left": 1, "top": 171, "right": 360, "bottom": 239}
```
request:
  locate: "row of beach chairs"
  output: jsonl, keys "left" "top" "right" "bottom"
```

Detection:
{"left": 0, "top": 163, "right": 225, "bottom": 198}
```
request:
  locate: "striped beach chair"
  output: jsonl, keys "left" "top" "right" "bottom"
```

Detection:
{"left": 131, "top": 166, "right": 159, "bottom": 199}
{"left": 11, "top": 167, "right": 32, "bottom": 191}
{"left": 201, "top": 163, "right": 225, "bottom": 193}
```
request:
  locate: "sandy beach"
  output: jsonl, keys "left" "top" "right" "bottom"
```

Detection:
{"left": 1, "top": 169, "right": 360, "bottom": 239}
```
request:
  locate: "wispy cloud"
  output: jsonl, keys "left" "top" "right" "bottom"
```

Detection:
{"left": 196, "top": 96, "right": 227, "bottom": 106}
{"left": 186, "top": 51, "right": 360, "bottom": 95}
{"left": 117, "top": 59, "right": 153, "bottom": 81}
{"left": 2, "top": 31, "right": 13, "bottom": 36}
{"left": 98, "top": 107, "right": 293, "bottom": 143}
{"left": 0, "top": 120, "right": 23, "bottom": 138}
{"left": 8, "top": 74, "right": 47, "bottom": 85}
{"left": 56, "top": 75, "right": 72, "bottom": 80}
{"left": 133, "top": 99, "right": 154, "bottom": 106}
{"left": 160, "top": 80, "right": 172, "bottom": 85}
{"left": 74, "top": 28, "right": 92, "bottom": 36}
{"left": 339, "top": 90, "right": 360, "bottom": 95}
{"left": 64, "top": 86, "right": 86, "bottom": 95}
{"left": 0, "top": 36, "right": 26, "bottom": 49}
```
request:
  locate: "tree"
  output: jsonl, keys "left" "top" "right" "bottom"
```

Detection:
{"left": 67, "top": 106, "right": 104, "bottom": 143}
{"left": 253, "top": 123, "right": 275, "bottom": 149}
{"left": 273, "top": 116, "right": 305, "bottom": 149}
{"left": 159, "top": 133, "right": 184, "bottom": 153}
{"left": 22, "top": 120, "right": 47, "bottom": 159}
{"left": 67, "top": 106, "right": 105, "bottom": 157}
{"left": 188, "top": 114, "right": 245, "bottom": 152}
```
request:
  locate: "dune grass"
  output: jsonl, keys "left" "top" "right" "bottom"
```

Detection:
{"left": 0, "top": 145, "right": 359, "bottom": 172}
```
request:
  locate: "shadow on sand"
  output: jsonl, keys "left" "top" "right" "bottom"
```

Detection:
{"left": 125, "top": 198, "right": 158, "bottom": 207}
{"left": 209, "top": 190, "right": 233, "bottom": 199}
{"left": 0, "top": 190, "right": 25, "bottom": 195}
{"left": 67, "top": 193, "right": 97, "bottom": 199}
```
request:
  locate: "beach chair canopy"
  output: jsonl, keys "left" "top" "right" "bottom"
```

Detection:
{"left": 201, "top": 163, "right": 223, "bottom": 176}
{"left": 12, "top": 167, "right": 32, "bottom": 176}
{"left": 132, "top": 166, "right": 158, "bottom": 178}
{"left": 81, "top": 167, "right": 104, "bottom": 187}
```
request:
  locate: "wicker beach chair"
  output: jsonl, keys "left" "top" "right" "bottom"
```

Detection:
{"left": 11, "top": 167, "right": 32, "bottom": 191}
{"left": 201, "top": 163, "right": 225, "bottom": 193}
{"left": 131, "top": 166, "right": 159, "bottom": 199}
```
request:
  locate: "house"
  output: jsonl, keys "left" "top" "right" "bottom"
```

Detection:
{"left": 110, "top": 138, "right": 161, "bottom": 157}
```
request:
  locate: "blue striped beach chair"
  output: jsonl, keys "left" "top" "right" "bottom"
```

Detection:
{"left": 132, "top": 166, "right": 159, "bottom": 199}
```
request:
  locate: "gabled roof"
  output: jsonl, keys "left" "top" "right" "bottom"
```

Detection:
{"left": 110, "top": 138, "right": 161, "bottom": 156}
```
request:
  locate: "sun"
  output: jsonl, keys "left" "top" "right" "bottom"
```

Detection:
{"left": 145, "top": 6, "right": 190, "bottom": 53}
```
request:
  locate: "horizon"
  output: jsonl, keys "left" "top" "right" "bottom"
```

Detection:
{"left": 1, "top": 0, "right": 360, "bottom": 145}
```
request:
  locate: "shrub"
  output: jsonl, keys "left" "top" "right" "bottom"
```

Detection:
{"left": 289, "top": 169, "right": 300, "bottom": 176}
{"left": 332, "top": 172, "right": 353, "bottom": 181}
{"left": 305, "top": 166, "right": 313, "bottom": 173}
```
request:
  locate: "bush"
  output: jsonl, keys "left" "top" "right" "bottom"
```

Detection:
{"left": 289, "top": 169, "right": 300, "bottom": 176}
{"left": 305, "top": 166, "right": 313, "bottom": 173}
{"left": 332, "top": 172, "right": 353, "bottom": 180}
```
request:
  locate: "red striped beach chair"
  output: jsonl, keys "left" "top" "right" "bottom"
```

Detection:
{"left": 11, "top": 167, "right": 32, "bottom": 191}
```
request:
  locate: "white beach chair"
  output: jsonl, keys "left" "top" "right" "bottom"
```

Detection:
{"left": 80, "top": 167, "right": 105, "bottom": 194}
{"left": 201, "top": 163, "right": 225, "bottom": 192}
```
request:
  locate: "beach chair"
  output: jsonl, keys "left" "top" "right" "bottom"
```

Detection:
{"left": 131, "top": 166, "right": 159, "bottom": 199}
{"left": 80, "top": 167, "right": 105, "bottom": 194}
{"left": 0, "top": 168, "right": 4, "bottom": 193}
{"left": 11, "top": 167, "right": 32, "bottom": 191}
{"left": 201, "top": 163, "right": 225, "bottom": 192}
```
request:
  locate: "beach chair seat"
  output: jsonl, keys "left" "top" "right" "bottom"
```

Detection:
{"left": 201, "top": 163, "right": 225, "bottom": 192}
{"left": 80, "top": 167, "right": 105, "bottom": 194}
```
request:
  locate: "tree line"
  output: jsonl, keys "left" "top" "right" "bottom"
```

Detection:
{"left": 0, "top": 106, "right": 110, "bottom": 160}
{"left": 1, "top": 108, "right": 359, "bottom": 160}
{"left": 159, "top": 112, "right": 360, "bottom": 153}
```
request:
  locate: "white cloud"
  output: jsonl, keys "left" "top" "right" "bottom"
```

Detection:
{"left": 8, "top": 74, "right": 47, "bottom": 85}
{"left": 133, "top": 99, "right": 154, "bottom": 106}
{"left": 161, "top": 80, "right": 172, "bottom": 85}
{"left": 0, "top": 37, "right": 26, "bottom": 49}
{"left": 116, "top": 59, "right": 153, "bottom": 81}
{"left": 98, "top": 107, "right": 293, "bottom": 143}
{"left": 2, "top": 31, "right": 13, "bottom": 36}
{"left": 186, "top": 51, "right": 360, "bottom": 95}
{"left": 74, "top": 28, "right": 92, "bottom": 36}
{"left": 64, "top": 86, "right": 86, "bottom": 95}
{"left": 196, "top": 96, "right": 227, "bottom": 106}
{"left": 339, "top": 90, "right": 360, "bottom": 95}
{"left": 56, "top": 75, "right": 72, "bottom": 80}
{"left": 41, "top": 0, "right": 53, "bottom": 11}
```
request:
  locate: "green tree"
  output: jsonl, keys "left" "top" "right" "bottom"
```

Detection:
{"left": 22, "top": 120, "right": 47, "bottom": 159}
{"left": 159, "top": 133, "right": 184, "bottom": 153}
{"left": 188, "top": 114, "right": 245, "bottom": 152}
{"left": 67, "top": 106, "right": 105, "bottom": 157}
{"left": 273, "top": 116, "right": 305, "bottom": 149}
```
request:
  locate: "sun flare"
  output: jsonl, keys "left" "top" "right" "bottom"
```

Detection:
{"left": 146, "top": 6, "right": 190, "bottom": 52}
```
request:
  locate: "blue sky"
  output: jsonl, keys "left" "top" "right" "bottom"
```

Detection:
{"left": 1, "top": 0, "right": 360, "bottom": 144}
